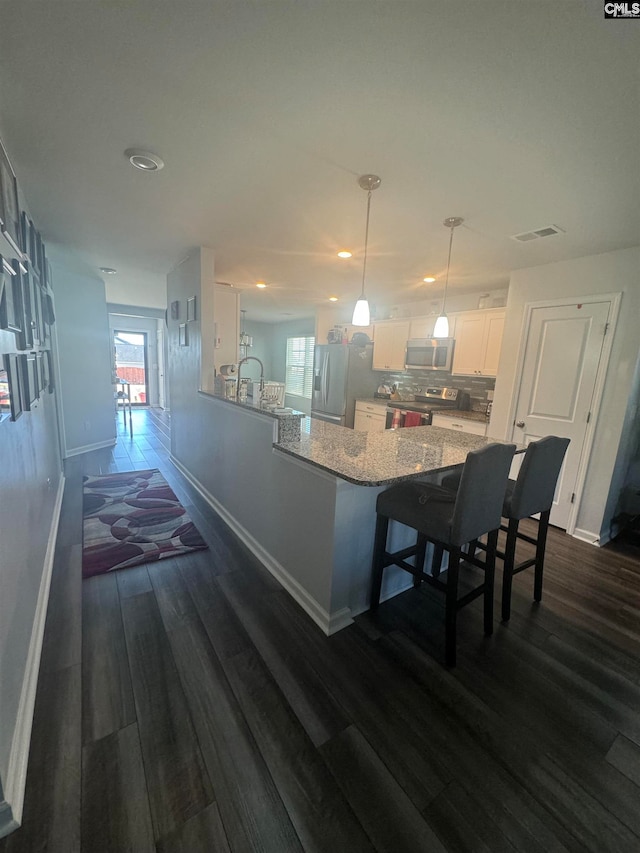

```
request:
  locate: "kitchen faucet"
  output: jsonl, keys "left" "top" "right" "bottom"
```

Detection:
{"left": 236, "top": 356, "right": 265, "bottom": 399}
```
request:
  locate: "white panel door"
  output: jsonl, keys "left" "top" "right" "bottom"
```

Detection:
{"left": 512, "top": 301, "right": 610, "bottom": 529}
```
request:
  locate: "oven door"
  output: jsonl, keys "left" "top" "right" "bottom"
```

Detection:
{"left": 386, "top": 407, "right": 432, "bottom": 428}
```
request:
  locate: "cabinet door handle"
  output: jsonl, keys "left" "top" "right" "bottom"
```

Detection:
{"left": 516, "top": 420, "right": 526, "bottom": 428}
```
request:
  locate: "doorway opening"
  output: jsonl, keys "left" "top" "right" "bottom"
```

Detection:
{"left": 113, "top": 330, "right": 149, "bottom": 405}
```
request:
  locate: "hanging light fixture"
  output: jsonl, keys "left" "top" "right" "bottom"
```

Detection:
{"left": 433, "top": 216, "right": 464, "bottom": 338}
{"left": 239, "top": 309, "right": 253, "bottom": 352}
{"left": 352, "top": 174, "right": 381, "bottom": 326}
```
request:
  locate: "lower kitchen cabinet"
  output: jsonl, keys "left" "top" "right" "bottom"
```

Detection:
{"left": 354, "top": 401, "right": 388, "bottom": 432}
{"left": 431, "top": 413, "right": 487, "bottom": 436}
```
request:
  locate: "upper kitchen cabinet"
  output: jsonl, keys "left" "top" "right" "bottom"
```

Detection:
{"left": 451, "top": 308, "right": 505, "bottom": 377}
{"left": 315, "top": 306, "right": 374, "bottom": 343}
{"left": 408, "top": 315, "right": 456, "bottom": 340}
{"left": 372, "top": 319, "right": 411, "bottom": 370}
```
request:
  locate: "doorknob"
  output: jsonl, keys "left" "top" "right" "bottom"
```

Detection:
{"left": 516, "top": 420, "right": 525, "bottom": 428}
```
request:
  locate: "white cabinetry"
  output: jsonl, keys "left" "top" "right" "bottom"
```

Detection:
{"left": 372, "top": 320, "right": 410, "bottom": 371}
{"left": 408, "top": 315, "right": 456, "bottom": 340}
{"left": 354, "top": 400, "right": 388, "bottom": 432}
{"left": 431, "top": 413, "right": 487, "bottom": 436}
{"left": 315, "top": 307, "right": 374, "bottom": 343}
{"left": 451, "top": 309, "right": 505, "bottom": 377}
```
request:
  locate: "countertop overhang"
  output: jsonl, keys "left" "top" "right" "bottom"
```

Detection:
{"left": 275, "top": 419, "right": 517, "bottom": 487}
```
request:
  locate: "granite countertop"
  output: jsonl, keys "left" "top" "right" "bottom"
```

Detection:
{"left": 275, "top": 418, "right": 515, "bottom": 486}
{"left": 199, "top": 390, "right": 305, "bottom": 420}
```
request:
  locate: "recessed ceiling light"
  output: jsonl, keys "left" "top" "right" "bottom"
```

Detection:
{"left": 337, "top": 250, "right": 352, "bottom": 259}
{"left": 329, "top": 296, "right": 339, "bottom": 302}
{"left": 124, "top": 148, "right": 164, "bottom": 171}
{"left": 423, "top": 276, "right": 436, "bottom": 283}
{"left": 256, "top": 281, "right": 267, "bottom": 289}
{"left": 100, "top": 267, "right": 117, "bottom": 274}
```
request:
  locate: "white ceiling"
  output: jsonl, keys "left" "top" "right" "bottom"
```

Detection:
{"left": 0, "top": 1, "right": 638, "bottom": 322}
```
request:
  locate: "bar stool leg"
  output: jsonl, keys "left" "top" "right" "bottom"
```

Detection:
{"left": 501, "top": 518, "right": 519, "bottom": 622}
{"left": 431, "top": 544, "right": 444, "bottom": 578}
{"left": 370, "top": 515, "right": 389, "bottom": 610}
{"left": 445, "top": 548, "right": 460, "bottom": 667}
{"left": 484, "top": 528, "right": 498, "bottom": 636}
{"left": 413, "top": 533, "right": 427, "bottom": 587}
{"left": 534, "top": 509, "right": 551, "bottom": 602}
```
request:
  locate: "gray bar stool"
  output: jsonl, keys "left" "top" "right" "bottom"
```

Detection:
{"left": 443, "top": 435, "right": 570, "bottom": 621}
{"left": 370, "top": 442, "right": 516, "bottom": 667}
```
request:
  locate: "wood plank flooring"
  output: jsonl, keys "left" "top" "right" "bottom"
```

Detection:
{"left": 3, "top": 407, "right": 640, "bottom": 852}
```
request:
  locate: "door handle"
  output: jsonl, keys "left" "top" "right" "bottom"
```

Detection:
{"left": 516, "top": 420, "right": 525, "bottom": 428}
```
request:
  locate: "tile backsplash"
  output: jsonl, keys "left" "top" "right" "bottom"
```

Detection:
{"left": 375, "top": 369, "right": 495, "bottom": 410}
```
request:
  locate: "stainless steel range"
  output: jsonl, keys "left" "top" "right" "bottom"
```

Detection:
{"left": 385, "top": 387, "right": 470, "bottom": 429}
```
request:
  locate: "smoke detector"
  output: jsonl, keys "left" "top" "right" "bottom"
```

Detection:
{"left": 510, "top": 224, "right": 565, "bottom": 242}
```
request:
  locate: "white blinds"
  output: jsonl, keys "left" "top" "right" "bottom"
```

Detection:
{"left": 285, "top": 336, "right": 315, "bottom": 398}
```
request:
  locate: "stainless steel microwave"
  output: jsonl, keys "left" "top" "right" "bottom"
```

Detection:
{"left": 405, "top": 337, "right": 455, "bottom": 371}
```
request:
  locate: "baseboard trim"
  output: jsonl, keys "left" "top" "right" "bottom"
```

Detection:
{"left": 573, "top": 527, "right": 601, "bottom": 546}
{"left": 171, "top": 456, "right": 351, "bottom": 635}
{"left": 64, "top": 437, "right": 115, "bottom": 458}
{"left": 0, "top": 800, "right": 18, "bottom": 841}
{"left": 1, "top": 474, "right": 66, "bottom": 836}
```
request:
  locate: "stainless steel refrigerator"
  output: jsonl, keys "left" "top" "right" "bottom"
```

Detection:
{"left": 311, "top": 343, "right": 376, "bottom": 427}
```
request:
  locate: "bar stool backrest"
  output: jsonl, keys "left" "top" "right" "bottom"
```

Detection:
{"left": 508, "top": 436, "right": 570, "bottom": 520}
{"left": 451, "top": 442, "right": 516, "bottom": 546}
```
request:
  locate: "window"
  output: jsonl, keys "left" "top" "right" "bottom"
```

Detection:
{"left": 285, "top": 336, "right": 315, "bottom": 398}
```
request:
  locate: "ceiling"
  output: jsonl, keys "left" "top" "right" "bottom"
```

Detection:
{"left": 0, "top": 1, "right": 638, "bottom": 323}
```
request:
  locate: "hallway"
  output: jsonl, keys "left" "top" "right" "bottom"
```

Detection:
{"left": 3, "top": 409, "right": 640, "bottom": 852}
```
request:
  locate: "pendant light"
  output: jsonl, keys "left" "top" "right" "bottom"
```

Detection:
{"left": 433, "top": 216, "right": 464, "bottom": 338}
{"left": 352, "top": 174, "right": 381, "bottom": 326}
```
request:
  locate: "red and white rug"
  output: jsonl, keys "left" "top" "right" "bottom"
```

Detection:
{"left": 82, "top": 468, "right": 208, "bottom": 578}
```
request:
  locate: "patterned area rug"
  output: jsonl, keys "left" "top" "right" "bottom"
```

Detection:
{"left": 82, "top": 468, "right": 208, "bottom": 578}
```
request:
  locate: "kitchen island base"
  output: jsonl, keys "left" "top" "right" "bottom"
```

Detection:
{"left": 171, "top": 449, "right": 416, "bottom": 636}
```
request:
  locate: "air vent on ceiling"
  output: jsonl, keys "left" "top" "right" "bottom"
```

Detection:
{"left": 510, "top": 224, "right": 565, "bottom": 242}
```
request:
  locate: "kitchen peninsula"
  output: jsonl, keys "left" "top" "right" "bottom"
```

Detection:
{"left": 174, "top": 388, "right": 514, "bottom": 635}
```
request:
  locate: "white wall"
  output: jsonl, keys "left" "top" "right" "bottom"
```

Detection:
{"left": 103, "top": 266, "right": 166, "bottom": 309}
{"left": 492, "top": 246, "right": 640, "bottom": 540}
{"left": 0, "top": 183, "right": 62, "bottom": 836}
{"left": 240, "top": 320, "right": 273, "bottom": 381}
{"left": 51, "top": 246, "right": 115, "bottom": 457}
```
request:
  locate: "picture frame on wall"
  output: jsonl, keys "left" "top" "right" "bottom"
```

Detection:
{"left": 29, "top": 221, "right": 41, "bottom": 277}
{"left": 3, "top": 353, "right": 23, "bottom": 421}
{"left": 170, "top": 300, "right": 180, "bottom": 320}
{"left": 19, "top": 352, "right": 39, "bottom": 410}
{"left": 10, "top": 258, "right": 29, "bottom": 349}
{"left": 0, "top": 141, "right": 22, "bottom": 256}
{"left": 0, "top": 255, "right": 21, "bottom": 332}
{"left": 41, "top": 245, "right": 48, "bottom": 288}
{"left": 45, "top": 348, "right": 54, "bottom": 393}
{"left": 186, "top": 296, "right": 197, "bottom": 322}
{"left": 20, "top": 212, "right": 31, "bottom": 262}
{"left": 18, "top": 265, "right": 34, "bottom": 349}
{"left": 179, "top": 323, "right": 188, "bottom": 346}
{"left": 0, "top": 361, "right": 10, "bottom": 422}
{"left": 28, "top": 268, "right": 41, "bottom": 346}
{"left": 37, "top": 351, "right": 47, "bottom": 391}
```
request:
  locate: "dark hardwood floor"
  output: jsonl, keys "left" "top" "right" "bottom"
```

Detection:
{"left": 3, "top": 408, "right": 640, "bottom": 852}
